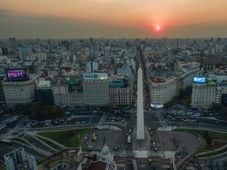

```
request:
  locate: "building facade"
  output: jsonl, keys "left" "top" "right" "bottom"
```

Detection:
{"left": 36, "top": 80, "right": 54, "bottom": 105}
{"left": 4, "top": 147, "right": 37, "bottom": 170}
{"left": 2, "top": 79, "right": 36, "bottom": 107}
{"left": 150, "top": 77, "right": 177, "bottom": 108}
{"left": 109, "top": 79, "right": 132, "bottom": 106}
{"left": 52, "top": 74, "right": 133, "bottom": 107}
{"left": 0, "top": 76, "right": 6, "bottom": 105}
{"left": 52, "top": 77, "right": 83, "bottom": 108}
{"left": 191, "top": 77, "right": 216, "bottom": 109}
{"left": 83, "top": 73, "right": 109, "bottom": 106}
{"left": 177, "top": 68, "right": 199, "bottom": 92}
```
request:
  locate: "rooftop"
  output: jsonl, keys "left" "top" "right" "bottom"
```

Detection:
{"left": 37, "top": 80, "right": 51, "bottom": 88}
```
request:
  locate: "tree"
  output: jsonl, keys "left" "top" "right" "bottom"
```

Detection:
{"left": 30, "top": 101, "right": 63, "bottom": 120}
{"left": 15, "top": 103, "right": 31, "bottom": 115}
{"left": 30, "top": 101, "right": 47, "bottom": 120}
{"left": 47, "top": 106, "right": 63, "bottom": 118}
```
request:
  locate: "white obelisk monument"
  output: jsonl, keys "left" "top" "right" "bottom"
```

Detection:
{"left": 136, "top": 67, "right": 145, "bottom": 140}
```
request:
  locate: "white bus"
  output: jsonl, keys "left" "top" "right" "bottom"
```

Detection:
{"left": 127, "top": 135, "right": 131, "bottom": 144}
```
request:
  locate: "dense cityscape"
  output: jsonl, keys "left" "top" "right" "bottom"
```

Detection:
{"left": 0, "top": 38, "right": 226, "bottom": 170}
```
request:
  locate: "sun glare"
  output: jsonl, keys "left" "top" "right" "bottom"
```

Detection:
{"left": 155, "top": 25, "right": 161, "bottom": 31}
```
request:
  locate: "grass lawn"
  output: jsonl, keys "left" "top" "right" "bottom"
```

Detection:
{"left": 12, "top": 138, "right": 30, "bottom": 146}
{"left": 196, "top": 142, "right": 208, "bottom": 153}
{"left": 197, "top": 146, "right": 227, "bottom": 158}
{"left": 39, "top": 128, "right": 93, "bottom": 147}
{"left": 37, "top": 137, "right": 63, "bottom": 150}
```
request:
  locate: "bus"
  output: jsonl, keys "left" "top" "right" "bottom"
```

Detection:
{"left": 127, "top": 135, "right": 131, "bottom": 144}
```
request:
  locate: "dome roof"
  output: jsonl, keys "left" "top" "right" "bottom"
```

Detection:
{"left": 101, "top": 145, "right": 109, "bottom": 155}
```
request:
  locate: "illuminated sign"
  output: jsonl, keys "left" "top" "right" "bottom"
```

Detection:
{"left": 83, "top": 73, "right": 108, "bottom": 80}
{"left": 150, "top": 103, "right": 163, "bottom": 109}
{"left": 6, "top": 69, "right": 28, "bottom": 81}
{"left": 193, "top": 77, "right": 206, "bottom": 83}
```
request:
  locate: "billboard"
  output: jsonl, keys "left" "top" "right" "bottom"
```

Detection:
{"left": 6, "top": 69, "right": 28, "bottom": 81}
{"left": 83, "top": 73, "right": 108, "bottom": 80}
{"left": 193, "top": 77, "right": 206, "bottom": 83}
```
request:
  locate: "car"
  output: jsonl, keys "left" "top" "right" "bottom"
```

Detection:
{"left": 194, "top": 112, "right": 202, "bottom": 117}
{"left": 116, "top": 117, "right": 122, "bottom": 121}
{"left": 148, "top": 157, "right": 152, "bottom": 163}
{"left": 128, "top": 128, "right": 133, "bottom": 133}
{"left": 186, "top": 112, "right": 192, "bottom": 115}
{"left": 208, "top": 113, "right": 214, "bottom": 116}
{"left": 25, "top": 122, "right": 32, "bottom": 128}
{"left": 154, "top": 146, "right": 158, "bottom": 152}
{"left": 114, "top": 145, "right": 119, "bottom": 151}
{"left": 127, "top": 135, "right": 131, "bottom": 144}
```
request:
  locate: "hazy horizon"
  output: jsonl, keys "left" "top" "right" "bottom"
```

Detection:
{"left": 1, "top": 0, "right": 227, "bottom": 38}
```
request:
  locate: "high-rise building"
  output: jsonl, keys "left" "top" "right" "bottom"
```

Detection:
{"left": 191, "top": 77, "right": 216, "bottom": 109}
{"left": 86, "top": 61, "right": 99, "bottom": 72}
{"left": 149, "top": 63, "right": 199, "bottom": 108}
{"left": 191, "top": 70, "right": 227, "bottom": 109}
{"left": 83, "top": 73, "right": 109, "bottom": 106}
{"left": 36, "top": 80, "right": 54, "bottom": 105}
{"left": 0, "top": 75, "right": 6, "bottom": 105}
{"left": 52, "top": 75, "right": 133, "bottom": 107}
{"left": 109, "top": 79, "right": 132, "bottom": 106}
{"left": 1, "top": 47, "right": 8, "bottom": 55}
{"left": 4, "top": 147, "right": 37, "bottom": 170}
{"left": 19, "top": 47, "right": 31, "bottom": 60}
{"left": 52, "top": 77, "right": 83, "bottom": 108}
{"left": 2, "top": 69, "right": 35, "bottom": 107}
{"left": 150, "top": 77, "right": 177, "bottom": 108}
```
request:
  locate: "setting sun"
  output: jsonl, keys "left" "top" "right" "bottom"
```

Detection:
{"left": 155, "top": 26, "right": 161, "bottom": 31}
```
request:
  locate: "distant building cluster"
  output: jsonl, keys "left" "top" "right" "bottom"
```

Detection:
{"left": 143, "top": 38, "right": 227, "bottom": 109}
{"left": 52, "top": 73, "right": 133, "bottom": 108}
{"left": 0, "top": 38, "right": 227, "bottom": 111}
{"left": 0, "top": 38, "right": 136, "bottom": 108}
{"left": 144, "top": 45, "right": 200, "bottom": 108}
{"left": 191, "top": 68, "right": 227, "bottom": 109}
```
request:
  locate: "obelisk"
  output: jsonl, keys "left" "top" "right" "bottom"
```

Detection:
{"left": 136, "top": 67, "right": 145, "bottom": 140}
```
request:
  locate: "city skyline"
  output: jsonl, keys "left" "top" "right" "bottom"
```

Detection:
{"left": 1, "top": 0, "right": 227, "bottom": 38}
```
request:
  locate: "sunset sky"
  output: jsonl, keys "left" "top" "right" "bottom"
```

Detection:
{"left": 0, "top": 0, "right": 227, "bottom": 38}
